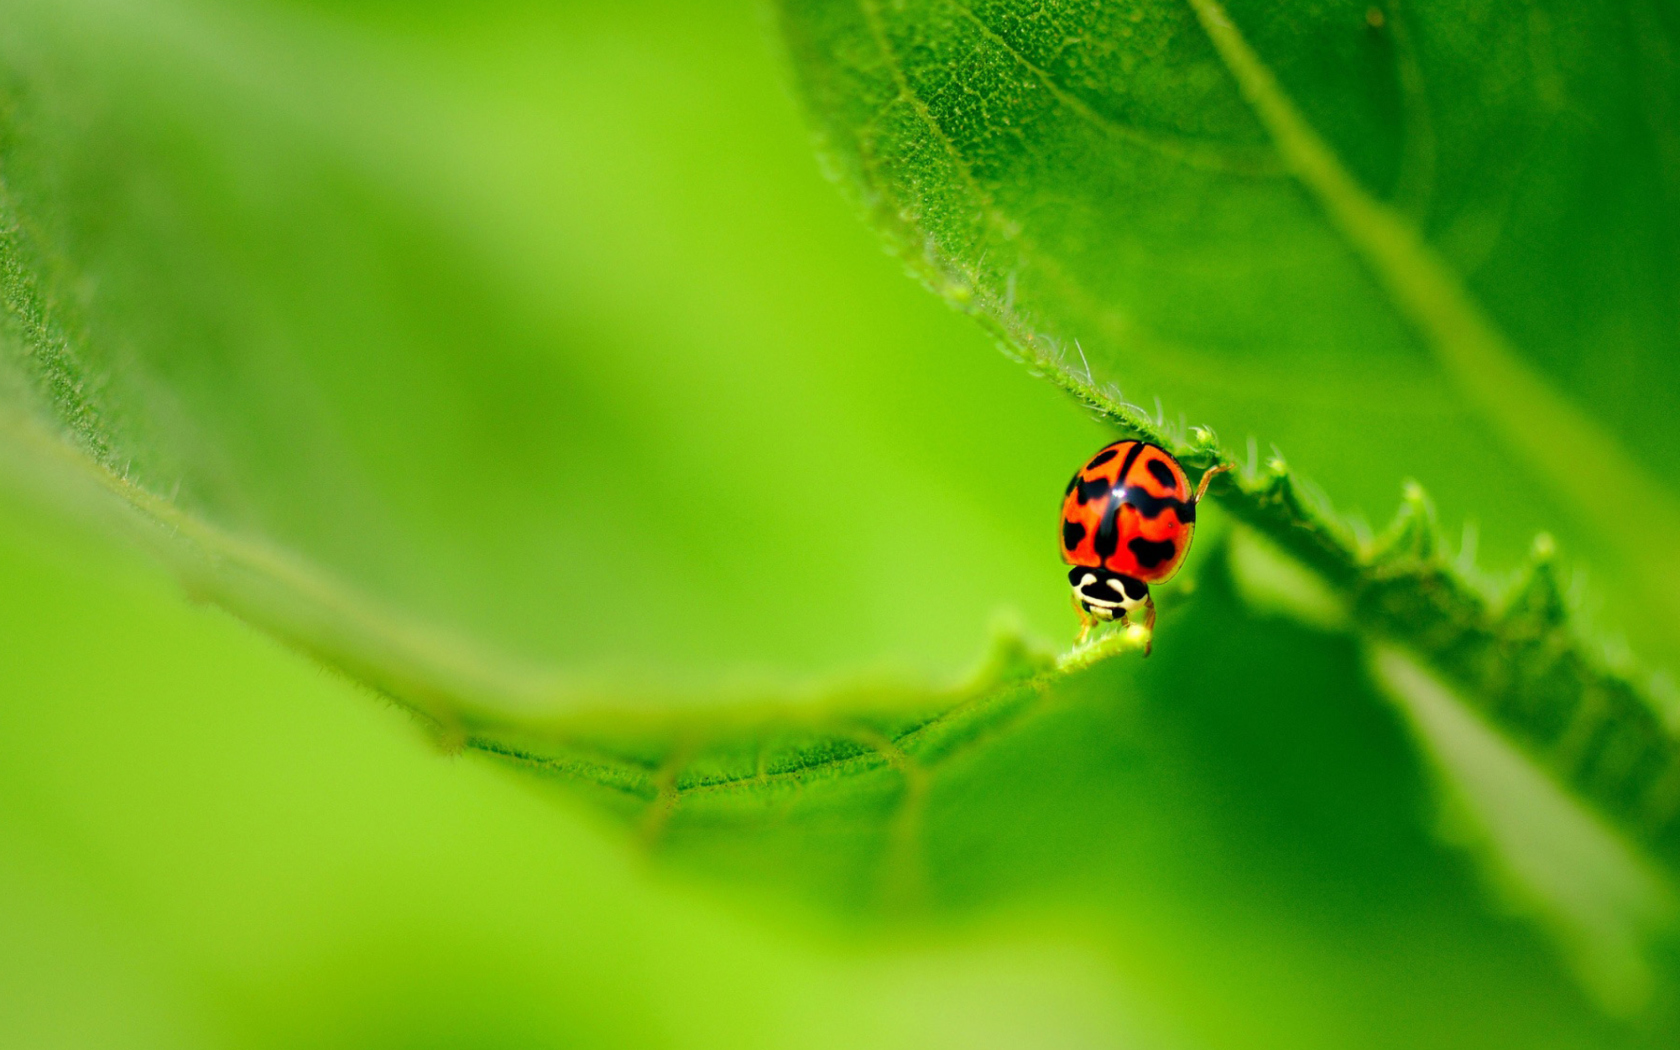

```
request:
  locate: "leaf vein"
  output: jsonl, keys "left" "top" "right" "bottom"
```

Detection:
{"left": 942, "top": 0, "right": 1284, "bottom": 176}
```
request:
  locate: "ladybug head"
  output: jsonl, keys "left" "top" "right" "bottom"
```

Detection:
{"left": 1068, "top": 566, "right": 1149, "bottom": 622}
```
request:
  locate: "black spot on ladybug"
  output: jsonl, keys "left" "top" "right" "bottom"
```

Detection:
{"left": 1075, "top": 476, "right": 1113, "bottom": 505}
{"left": 1085, "top": 446, "right": 1120, "bottom": 470}
{"left": 1061, "top": 519, "right": 1087, "bottom": 550}
{"left": 1127, "top": 537, "right": 1177, "bottom": 569}
{"left": 1146, "top": 459, "right": 1177, "bottom": 489}
{"left": 1117, "top": 441, "right": 1148, "bottom": 480}
{"left": 1065, "top": 471, "right": 1080, "bottom": 496}
{"left": 1093, "top": 504, "right": 1121, "bottom": 559}
{"left": 1120, "top": 486, "right": 1195, "bottom": 523}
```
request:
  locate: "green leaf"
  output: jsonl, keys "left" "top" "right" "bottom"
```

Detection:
{"left": 2, "top": 469, "right": 1173, "bottom": 1050}
{"left": 775, "top": 0, "right": 1680, "bottom": 665}
{"left": 766, "top": 0, "right": 1680, "bottom": 1015}
{"left": 1, "top": 463, "right": 1667, "bottom": 1046}
{"left": 772, "top": 0, "right": 1680, "bottom": 894}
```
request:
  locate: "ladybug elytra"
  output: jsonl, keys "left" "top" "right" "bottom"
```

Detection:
{"left": 1059, "top": 440, "right": 1227, "bottom": 650}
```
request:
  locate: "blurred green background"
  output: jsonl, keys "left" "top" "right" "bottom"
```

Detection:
{"left": 2, "top": 0, "right": 1678, "bottom": 1047}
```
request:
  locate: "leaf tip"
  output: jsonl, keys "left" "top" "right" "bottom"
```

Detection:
{"left": 1373, "top": 479, "right": 1440, "bottom": 563}
{"left": 1504, "top": 532, "right": 1569, "bottom": 631}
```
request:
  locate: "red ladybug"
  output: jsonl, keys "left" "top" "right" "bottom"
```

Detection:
{"left": 1060, "top": 440, "right": 1227, "bottom": 649}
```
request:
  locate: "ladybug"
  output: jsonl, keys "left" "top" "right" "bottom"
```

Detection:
{"left": 1060, "top": 440, "right": 1228, "bottom": 649}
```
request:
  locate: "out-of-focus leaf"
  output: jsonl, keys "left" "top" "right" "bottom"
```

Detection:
{"left": 0, "top": 467, "right": 1172, "bottom": 1050}
{"left": 0, "top": 0, "right": 1103, "bottom": 690}
{"left": 3, "top": 460, "right": 1672, "bottom": 1047}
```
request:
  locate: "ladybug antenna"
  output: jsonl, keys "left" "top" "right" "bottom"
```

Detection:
{"left": 1193, "top": 462, "right": 1233, "bottom": 504}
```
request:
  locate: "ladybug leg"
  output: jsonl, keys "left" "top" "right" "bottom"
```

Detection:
{"left": 1193, "top": 461, "right": 1234, "bottom": 504}
{"left": 1072, "top": 592, "right": 1096, "bottom": 645}
{"left": 1142, "top": 594, "right": 1156, "bottom": 657}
